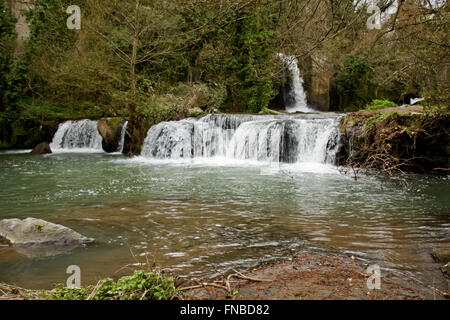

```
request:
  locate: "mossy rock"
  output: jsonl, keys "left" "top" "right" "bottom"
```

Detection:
{"left": 259, "top": 108, "right": 282, "bottom": 115}
{"left": 0, "top": 218, "right": 94, "bottom": 247}
{"left": 188, "top": 107, "right": 205, "bottom": 118}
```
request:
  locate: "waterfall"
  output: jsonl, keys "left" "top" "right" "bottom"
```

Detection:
{"left": 141, "top": 114, "right": 340, "bottom": 165}
{"left": 278, "top": 53, "right": 314, "bottom": 113}
{"left": 117, "top": 121, "right": 128, "bottom": 153}
{"left": 50, "top": 120, "right": 103, "bottom": 152}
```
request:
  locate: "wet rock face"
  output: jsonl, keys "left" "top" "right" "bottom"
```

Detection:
{"left": 31, "top": 142, "right": 52, "bottom": 155}
{"left": 0, "top": 218, "right": 93, "bottom": 247}
{"left": 97, "top": 118, "right": 126, "bottom": 153}
{"left": 280, "top": 121, "right": 299, "bottom": 163}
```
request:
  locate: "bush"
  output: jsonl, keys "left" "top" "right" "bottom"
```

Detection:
{"left": 49, "top": 270, "right": 178, "bottom": 300}
{"left": 362, "top": 99, "right": 397, "bottom": 111}
{"left": 209, "top": 84, "right": 228, "bottom": 110}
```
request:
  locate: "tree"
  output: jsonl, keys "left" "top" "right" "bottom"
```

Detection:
{"left": 0, "top": 0, "right": 17, "bottom": 111}
{"left": 85, "top": 0, "right": 187, "bottom": 154}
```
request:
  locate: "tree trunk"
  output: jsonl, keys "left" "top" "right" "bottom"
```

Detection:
{"left": 128, "top": 35, "right": 141, "bottom": 156}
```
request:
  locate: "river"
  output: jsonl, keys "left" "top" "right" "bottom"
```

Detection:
{"left": 0, "top": 150, "right": 449, "bottom": 290}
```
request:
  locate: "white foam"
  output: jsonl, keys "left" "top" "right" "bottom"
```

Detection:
{"left": 277, "top": 53, "right": 315, "bottom": 113}
{"left": 50, "top": 120, "right": 103, "bottom": 152}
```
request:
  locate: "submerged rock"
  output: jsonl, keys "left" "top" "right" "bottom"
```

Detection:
{"left": 0, "top": 218, "right": 93, "bottom": 247}
{"left": 432, "top": 248, "right": 450, "bottom": 263}
{"left": 31, "top": 142, "right": 52, "bottom": 155}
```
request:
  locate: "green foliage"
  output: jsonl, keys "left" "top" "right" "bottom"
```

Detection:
{"left": 137, "top": 103, "right": 178, "bottom": 127}
{"left": 209, "top": 84, "right": 228, "bottom": 110}
{"left": 0, "top": 1, "right": 17, "bottom": 108}
{"left": 48, "top": 284, "right": 89, "bottom": 300}
{"left": 365, "top": 111, "right": 399, "bottom": 130}
{"left": 335, "top": 51, "right": 375, "bottom": 110}
{"left": 423, "top": 104, "right": 449, "bottom": 114}
{"left": 222, "top": 11, "right": 276, "bottom": 113}
{"left": 188, "top": 107, "right": 205, "bottom": 117}
{"left": 49, "top": 270, "right": 178, "bottom": 300}
{"left": 1, "top": 0, "right": 448, "bottom": 148}
{"left": 362, "top": 99, "right": 398, "bottom": 111}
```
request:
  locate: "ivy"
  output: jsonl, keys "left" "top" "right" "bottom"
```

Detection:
{"left": 222, "top": 11, "right": 276, "bottom": 113}
{"left": 0, "top": 1, "right": 17, "bottom": 109}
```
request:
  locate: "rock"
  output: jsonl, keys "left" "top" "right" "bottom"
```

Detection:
{"left": 97, "top": 118, "right": 126, "bottom": 153}
{"left": 0, "top": 218, "right": 94, "bottom": 247}
{"left": 188, "top": 107, "right": 205, "bottom": 118}
{"left": 30, "top": 142, "right": 52, "bottom": 155}
{"left": 258, "top": 108, "right": 283, "bottom": 116}
{"left": 432, "top": 248, "right": 450, "bottom": 263}
{"left": 442, "top": 263, "right": 450, "bottom": 276}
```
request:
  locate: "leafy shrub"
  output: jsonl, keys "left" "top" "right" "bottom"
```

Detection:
{"left": 208, "top": 84, "right": 228, "bottom": 110}
{"left": 362, "top": 99, "right": 397, "bottom": 111}
{"left": 335, "top": 51, "right": 375, "bottom": 109}
{"left": 49, "top": 270, "right": 178, "bottom": 300}
{"left": 49, "top": 285, "right": 89, "bottom": 300}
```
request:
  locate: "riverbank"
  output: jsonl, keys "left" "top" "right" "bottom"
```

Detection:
{"left": 337, "top": 106, "right": 449, "bottom": 175}
{"left": 1, "top": 251, "right": 448, "bottom": 300}
{"left": 179, "top": 251, "right": 449, "bottom": 300}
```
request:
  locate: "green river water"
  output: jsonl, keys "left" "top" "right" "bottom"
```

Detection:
{"left": 0, "top": 151, "right": 449, "bottom": 290}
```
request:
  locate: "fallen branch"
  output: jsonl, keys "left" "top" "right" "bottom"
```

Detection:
{"left": 179, "top": 282, "right": 229, "bottom": 292}
{"left": 180, "top": 269, "right": 274, "bottom": 297}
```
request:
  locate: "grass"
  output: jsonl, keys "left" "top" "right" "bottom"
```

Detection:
{"left": 365, "top": 111, "right": 399, "bottom": 130}
{"left": 360, "top": 99, "right": 397, "bottom": 112}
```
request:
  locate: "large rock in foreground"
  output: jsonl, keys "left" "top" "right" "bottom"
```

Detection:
{"left": 0, "top": 218, "right": 93, "bottom": 247}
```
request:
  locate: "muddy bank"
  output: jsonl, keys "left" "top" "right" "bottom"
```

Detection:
{"left": 337, "top": 106, "right": 449, "bottom": 175}
{"left": 1, "top": 251, "right": 448, "bottom": 300}
{"left": 179, "top": 252, "right": 449, "bottom": 300}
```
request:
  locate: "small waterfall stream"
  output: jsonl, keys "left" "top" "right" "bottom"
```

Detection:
{"left": 117, "top": 121, "right": 128, "bottom": 153}
{"left": 278, "top": 53, "right": 315, "bottom": 113}
{"left": 50, "top": 120, "right": 103, "bottom": 152}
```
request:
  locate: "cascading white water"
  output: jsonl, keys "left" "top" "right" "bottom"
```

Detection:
{"left": 141, "top": 114, "right": 340, "bottom": 165}
{"left": 277, "top": 53, "right": 315, "bottom": 113}
{"left": 50, "top": 120, "right": 103, "bottom": 152}
{"left": 117, "top": 121, "right": 128, "bottom": 153}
